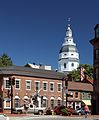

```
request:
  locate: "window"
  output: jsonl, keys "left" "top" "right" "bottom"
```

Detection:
{"left": 43, "top": 82, "right": 47, "bottom": 91}
{"left": 14, "top": 98, "right": 20, "bottom": 107}
{"left": 71, "top": 63, "right": 74, "bottom": 67}
{"left": 70, "top": 92, "right": 73, "bottom": 98}
{"left": 96, "top": 68, "right": 99, "bottom": 80}
{"left": 35, "top": 81, "right": 40, "bottom": 91}
{"left": 5, "top": 80, "right": 10, "bottom": 89}
{"left": 57, "top": 83, "right": 62, "bottom": 92}
{"left": 57, "top": 100, "right": 61, "bottom": 107}
{"left": 87, "top": 93, "right": 91, "bottom": 99}
{"left": 64, "top": 63, "right": 66, "bottom": 68}
{"left": 4, "top": 99, "right": 11, "bottom": 109}
{"left": 50, "top": 99, "right": 54, "bottom": 109}
{"left": 43, "top": 99, "right": 47, "bottom": 107}
{"left": 50, "top": 83, "right": 54, "bottom": 92}
{"left": 15, "top": 79, "right": 20, "bottom": 89}
{"left": 26, "top": 80, "right": 31, "bottom": 90}
{"left": 95, "top": 49, "right": 99, "bottom": 59}
{"left": 75, "top": 92, "right": 78, "bottom": 98}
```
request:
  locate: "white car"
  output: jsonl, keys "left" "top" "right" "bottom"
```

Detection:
{"left": 13, "top": 104, "right": 46, "bottom": 115}
{"left": 0, "top": 114, "right": 9, "bottom": 120}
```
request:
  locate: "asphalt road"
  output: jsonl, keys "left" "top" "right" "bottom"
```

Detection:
{"left": 9, "top": 115, "right": 99, "bottom": 120}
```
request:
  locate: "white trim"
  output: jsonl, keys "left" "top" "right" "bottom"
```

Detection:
{"left": 43, "top": 81, "right": 48, "bottom": 83}
{"left": 50, "top": 82, "right": 54, "bottom": 92}
{"left": 57, "top": 83, "right": 62, "bottom": 92}
{"left": 4, "top": 98, "right": 11, "bottom": 109}
{"left": 24, "top": 96, "right": 29, "bottom": 100}
{"left": 14, "top": 96, "right": 20, "bottom": 99}
{"left": 34, "top": 80, "right": 40, "bottom": 82}
{"left": 3, "top": 77, "right": 11, "bottom": 89}
{"left": 43, "top": 82, "right": 48, "bottom": 91}
{"left": 50, "top": 97, "right": 55, "bottom": 100}
{"left": 15, "top": 79, "right": 21, "bottom": 90}
{"left": 34, "top": 81, "right": 40, "bottom": 91}
{"left": 57, "top": 97, "right": 62, "bottom": 100}
{"left": 43, "top": 96, "right": 48, "bottom": 99}
{"left": 26, "top": 80, "right": 31, "bottom": 90}
{"left": 49, "top": 82, "right": 54, "bottom": 84}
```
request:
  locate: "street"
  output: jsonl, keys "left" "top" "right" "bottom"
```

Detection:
{"left": 9, "top": 115, "right": 99, "bottom": 120}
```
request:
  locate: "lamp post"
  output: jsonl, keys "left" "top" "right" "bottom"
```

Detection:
{"left": 9, "top": 77, "right": 15, "bottom": 114}
{"left": 65, "top": 79, "right": 68, "bottom": 108}
{"left": 62, "top": 77, "right": 68, "bottom": 108}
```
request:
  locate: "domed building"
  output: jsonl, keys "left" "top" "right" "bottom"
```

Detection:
{"left": 58, "top": 23, "right": 80, "bottom": 73}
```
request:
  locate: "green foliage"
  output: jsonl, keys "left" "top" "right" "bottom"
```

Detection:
{"left": 68, "top": 64, "right": 93, "bottom": 81}
{"left": 0, "top": 53, "right": 13, "bottom": 67}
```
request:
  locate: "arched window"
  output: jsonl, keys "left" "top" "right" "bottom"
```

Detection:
{"left": 57, "top": 100, "right": 61, "bottom": 107}
{"left": 43, "top": 96, "right": 48, "bottom": 107}
{"left": 71, "top": 63, "right": 74, "bottom": 67}
{"left": 14, "top": 96, "right": 20, "bottom": 107}
{"left": 64, "top": 63, "right": 66, "bottom": 68}
{"left": 50, "top": 97, "right": 55, "bottom": 110}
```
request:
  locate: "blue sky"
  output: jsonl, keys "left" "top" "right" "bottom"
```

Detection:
{"left": 0, "top": 0, "right": 98, "bottom": 70}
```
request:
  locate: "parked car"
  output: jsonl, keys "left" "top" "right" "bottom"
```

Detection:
{"left": 0, "top": 114, "right": 9, "bottom": 120}
{"left": 13, "top": 104, "right": 46, "bottom": 115}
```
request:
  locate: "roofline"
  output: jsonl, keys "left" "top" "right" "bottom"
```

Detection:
{"left": 0, "top": 66, "right": 66, "bottom": 80}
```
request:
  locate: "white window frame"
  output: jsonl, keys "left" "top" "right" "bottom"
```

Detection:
{"left": 15, "top": 79, "right": 20, "bottom": 90}
{"left": 26, "top": 80, "right": 31, "bottom": 90}
{"left": 34, "top": 81, "right": 40, "bottom": 91}
{"left": 4, "top": 98, "right": 11, "bottom": 109}
{"left": 57, "top": 83, "right": 62, "bottom": 92}
{"left": 50, "top": 82, "right": 54, "bottom": 92}
{"left": 3, "top": 77, "right": 10, "bottom": 89}
{"left": 43, "top": 81, "right": 48, "bottom": 91}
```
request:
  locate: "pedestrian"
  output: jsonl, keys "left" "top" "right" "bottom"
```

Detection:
{"left": 84, "top": 105, "right": 89, "bottom": 118}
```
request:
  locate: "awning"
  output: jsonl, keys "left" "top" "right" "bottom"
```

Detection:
{"left": 82, "top": 100, "right": 91, "bottom": 106}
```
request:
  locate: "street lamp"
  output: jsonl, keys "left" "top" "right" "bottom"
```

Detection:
{"left": 62, "top": 77, "right": 68, "bottom": 108}
{"left": 8, "top": 77, "right": 15, "bottom": 114}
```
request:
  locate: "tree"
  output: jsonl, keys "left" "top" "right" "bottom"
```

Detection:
{"left": 0, "top": 53, "right": 13, "bottom": 67}
{"left": 68, "top": 64, "right": 93, "bottom": 82}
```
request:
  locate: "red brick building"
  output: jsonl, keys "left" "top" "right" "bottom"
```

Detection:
{"left": 0, "top": 66, "right": 93, "bottom": 113}
{"left": 90, "top": 24, "right": 99, "bottom": 114}
{"left": 0, "top": 66, "right": 65, "bottom": 113}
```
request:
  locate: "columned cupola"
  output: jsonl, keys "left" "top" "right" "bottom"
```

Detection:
{"left": 58, "top": 22, "right": 80, "bottom": 73}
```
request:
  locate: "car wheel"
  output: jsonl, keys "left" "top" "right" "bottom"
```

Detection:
{"left": 38, "top": 110, "right": 43, "bottom": 115}
{"left": 18, "top": 110, "right": 22, "bottom": 114}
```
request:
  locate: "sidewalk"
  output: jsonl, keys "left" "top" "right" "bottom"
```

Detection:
{"left": 6, "top": 113, "right": 99, "bottom": 119}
